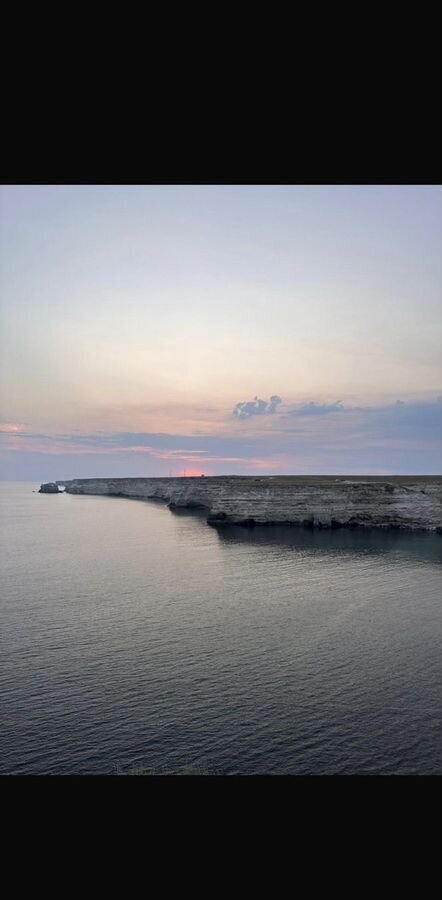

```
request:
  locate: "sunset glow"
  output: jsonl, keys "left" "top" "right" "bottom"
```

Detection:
{"left": 1, "top": 185, "right": 440, "bottom": 480}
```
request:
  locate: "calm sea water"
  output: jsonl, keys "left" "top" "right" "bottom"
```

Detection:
{"left": 1, "top": 481, "right": 441, "bottom": 775}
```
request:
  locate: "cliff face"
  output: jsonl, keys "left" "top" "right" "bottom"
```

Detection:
{"left": 61, "top": 476, "right": 442, "bottom": 532}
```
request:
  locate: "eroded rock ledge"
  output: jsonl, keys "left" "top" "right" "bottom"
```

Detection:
{"left": 46, "top": 476, "right": 442, "bottom": 532}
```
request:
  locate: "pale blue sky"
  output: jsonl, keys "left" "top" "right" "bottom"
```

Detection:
{"left": 1, "top": 185, "right": 441, "bottom": 478}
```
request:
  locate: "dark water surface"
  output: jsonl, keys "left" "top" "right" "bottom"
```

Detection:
{"left": 1, "top": 482, "right": 441, "bottom": 775}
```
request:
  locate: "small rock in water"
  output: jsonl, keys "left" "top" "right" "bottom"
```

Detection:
{"left": 38, "top": 483, "right": 60, "bottom": 494}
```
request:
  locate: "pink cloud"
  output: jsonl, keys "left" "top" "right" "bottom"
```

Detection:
{"left": 0, "top": 423, "right": 24, "bottom": 433}
{"left": 0, "top": 435, "right": 273, "bottom": 470}
{"left": 134, "top": 448, "right": 245, "bottom": 464}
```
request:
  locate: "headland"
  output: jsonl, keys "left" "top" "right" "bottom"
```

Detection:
{"left": 38, "top": 476, "right": 442, "bottom": 532}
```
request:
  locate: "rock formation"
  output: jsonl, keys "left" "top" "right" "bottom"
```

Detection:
{"left": 38, "top": 482, "right": 60, "bottom": 494}
{"left": 46, "top": 476, "right": 442, "bottom": 532}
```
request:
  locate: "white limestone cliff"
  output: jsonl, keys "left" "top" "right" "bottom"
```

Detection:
{"left": 54, "top": 476, "right": 442, "bottom": 532}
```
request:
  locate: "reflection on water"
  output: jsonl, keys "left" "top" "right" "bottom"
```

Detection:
{"left": 1, "top": 484, "right": 441, "bottom": 775}
{"left": 212, "top": 521, "right": 442, "bottom": 565}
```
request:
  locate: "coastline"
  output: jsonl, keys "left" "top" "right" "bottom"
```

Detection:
{"left": 39, "top": 475, "right": 442, "bottom": 533}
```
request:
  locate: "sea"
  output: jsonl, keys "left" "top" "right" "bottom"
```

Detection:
{"left": 1, "top": 481, "right": 441, "bottom": 775}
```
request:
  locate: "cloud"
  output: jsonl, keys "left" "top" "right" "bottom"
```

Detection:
{"left": 268, "top": 395, "right": 282, "bottom": 414}
{"left": 234, "top": 395, "right": 282, "bottom": 419}
{"left": 0, "top": 423, "right": 24, "bottom": 432}
{"left": 1, "top": 399, "right": 441, "bottom": 480}
{"left": 364, "top": 400, "right": 442, "bottom": 437}
{"left": 289, "top": 401, "right": 344, "bottom": 417}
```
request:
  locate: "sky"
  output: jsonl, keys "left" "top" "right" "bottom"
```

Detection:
{"left": 0, "top": 185, "right": 441, "bottom": 480}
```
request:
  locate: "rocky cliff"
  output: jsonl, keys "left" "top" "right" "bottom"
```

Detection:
{"left": 56, "top": 476, "right": 442, "bottom": 532}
